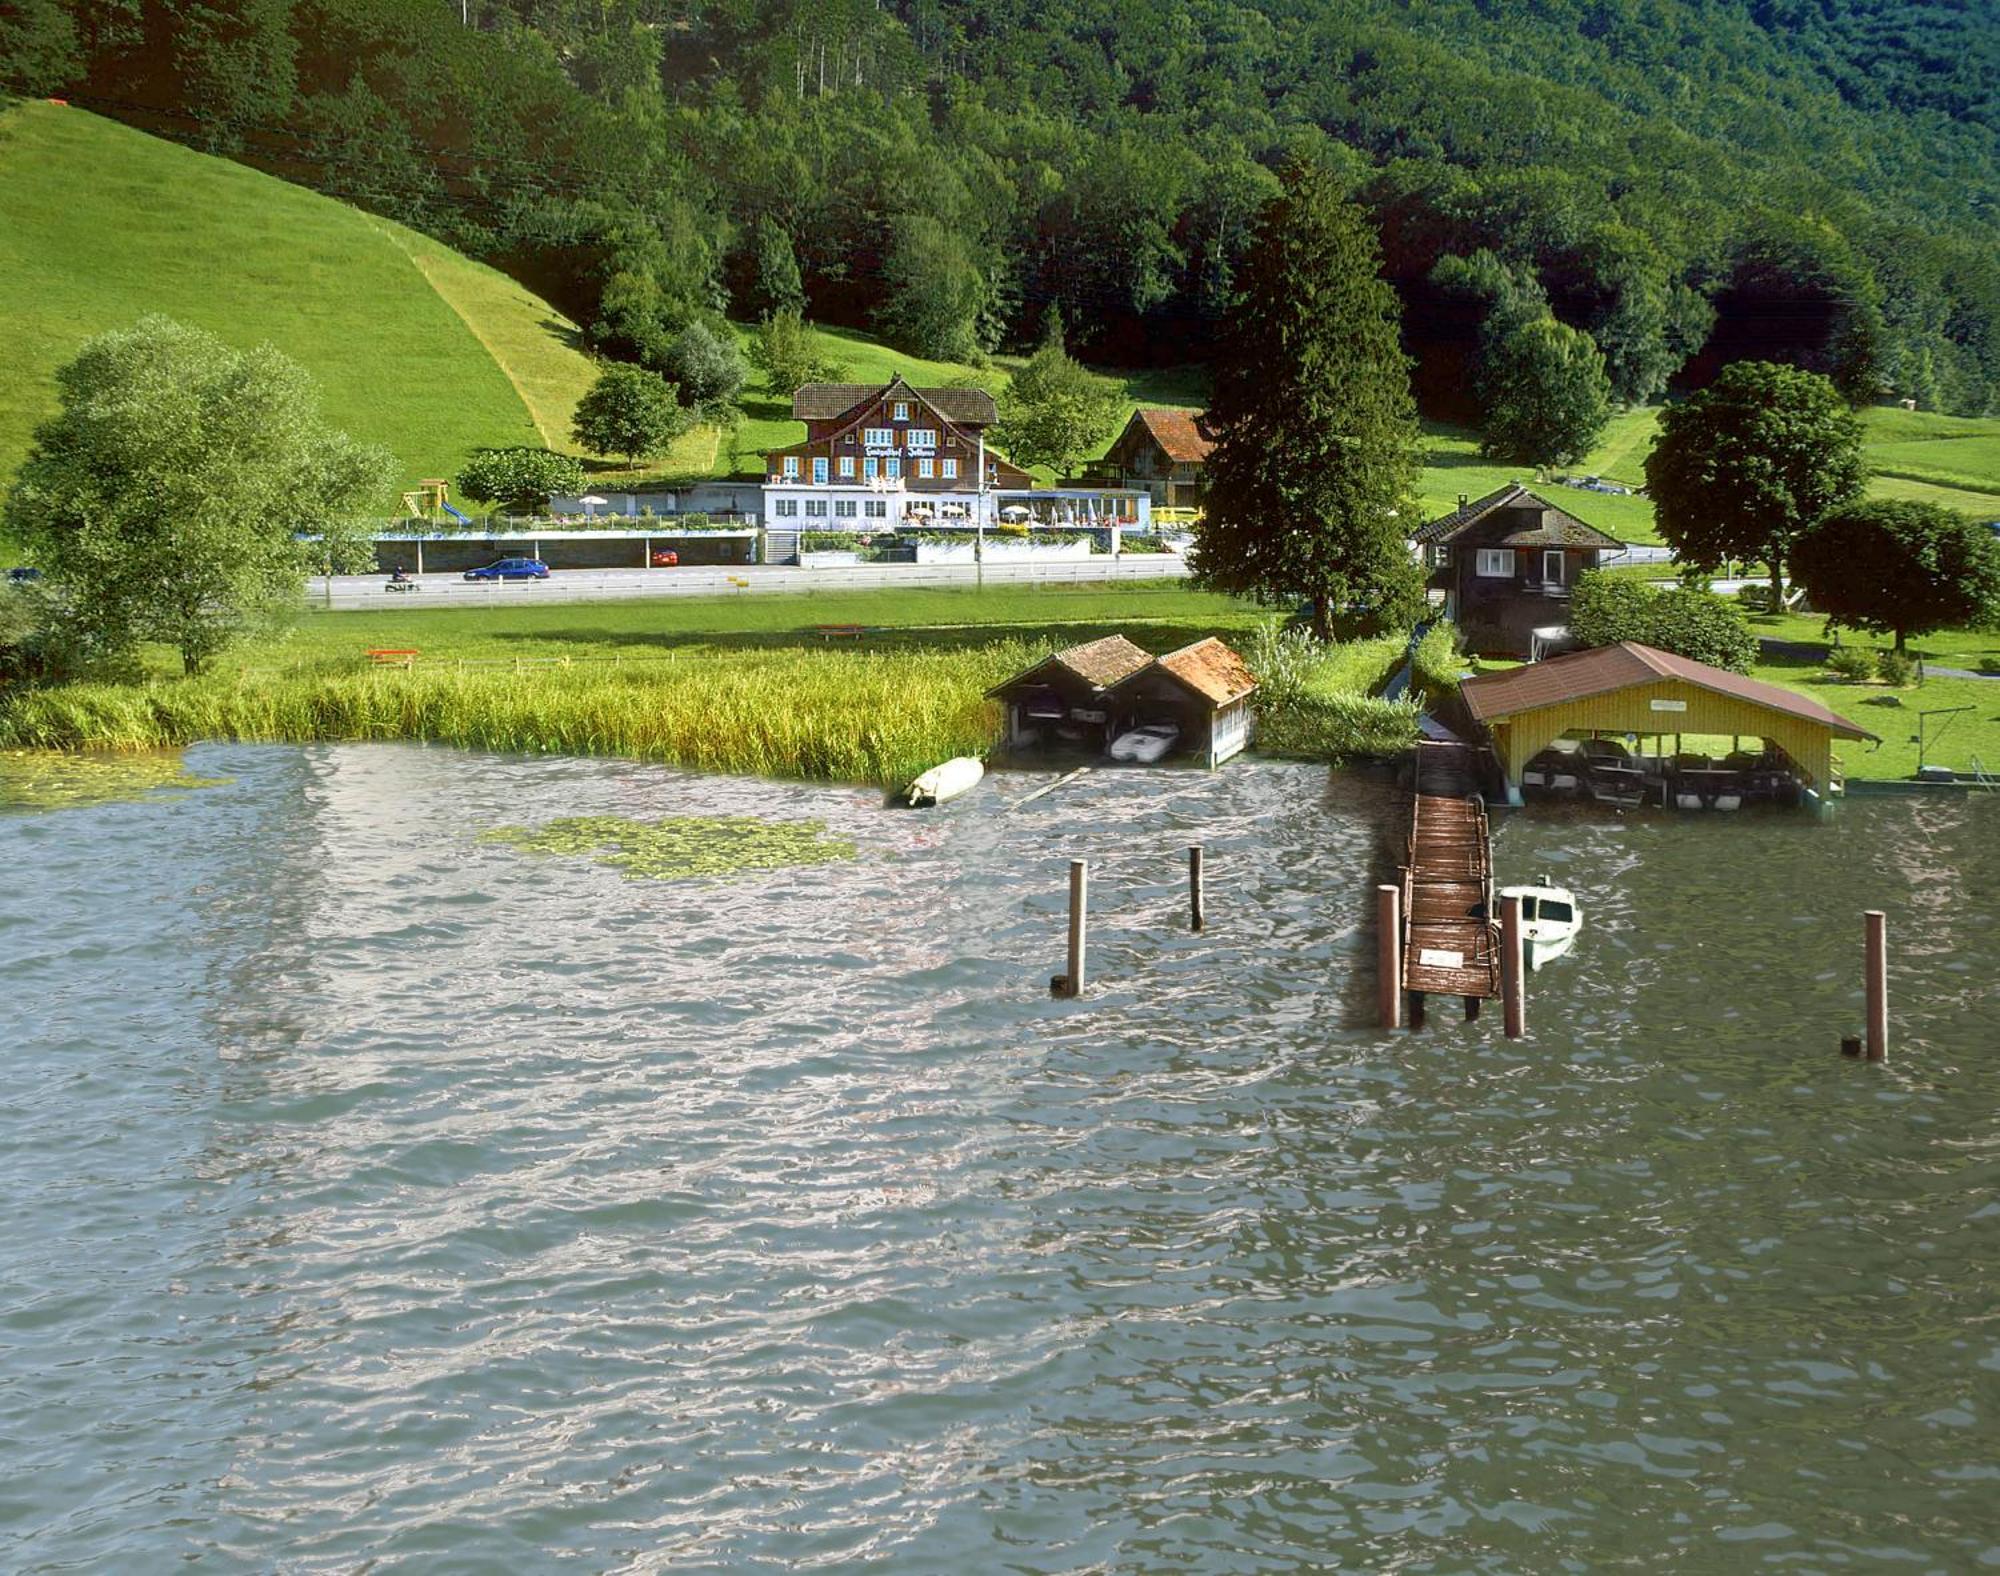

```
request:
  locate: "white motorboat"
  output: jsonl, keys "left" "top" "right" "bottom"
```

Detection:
{"left": 906, "top": 756, "right": 984, "bottom": 806}
{"left": 1107, "top": 721, "right": 1181, "bottom": 764}
{"left": 1498, "top": 881, "right": 1580, "bottom": 970}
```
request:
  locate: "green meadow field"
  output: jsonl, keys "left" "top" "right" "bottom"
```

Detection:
{"left": 0, "top": 100, "right": 597, "bottom": 490}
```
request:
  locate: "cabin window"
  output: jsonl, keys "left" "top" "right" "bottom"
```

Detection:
{"left": 804, "top": 499, "right": 828, "bottom": 517}
{"left": 907, "top": 428, "right": 936, "bottom": 451}
{"left": 1429, "top": 546, "right": 1451, "bottom": 568}
{"left": 774, "top": 499, "right": 798, "bottom": 517}
{"left": 837, "top": 456, "right": 855, "bottom": 478}
{"left": 886, "top": 456, "right": 902, "bottom": 479}
{"left": 1476, "top": 548, "right": 1515, "bottom": 577}
{"left": 892, "top": 402, "right": 909, "bottom": 421}
{"left": 864, "top": 500, "right": 888, "bottom": 518}
{"left": 835, "top": 500, "right": 857, "bottom": 517}
{"left": 782, "top": 456, "right": 799, "bottom": 479}
{"left": 812, "top": 457, "right": 828, "bottom": 484}
{"left": 864, "top": 427, "right": 893, "bottom": 447}
{"left": 916, "top": 457, "right": 935, "bottom": 479}
{"left": 863, "top": 456, "right": 879, "bottom": 480}
{"left": 1540, "top": 900, "right": 1573, "bottom": 924}
{"left": 941, "top": 457, "right": 958, "bottom": 479}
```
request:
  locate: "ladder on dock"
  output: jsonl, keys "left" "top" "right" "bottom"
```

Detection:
{"left": 1401, "top": 741, "right": 1502, "bottom": 1002}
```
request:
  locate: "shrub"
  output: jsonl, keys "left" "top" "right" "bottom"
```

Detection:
{"left": 1876, "top": 650, "right": 1918, "bottom": 686}
{"left": 1569, "top": 570, "right": 1757, "bottom": 672}
{"left": 800, "top": 531, "right": 859, "bottom": 551}
{"left": 1409, "top": 621, "right": 1466, "bottom": 705}
{"left": 1825, "top": 646, "right": 1876, "bottom": 681}
{"left": 1257, "top": 692, "right": 1422, "bottom": 761}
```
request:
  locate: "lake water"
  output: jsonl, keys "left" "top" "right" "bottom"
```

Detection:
{"left": 3, "top": 744, "right": 1997, "bottom": 1571}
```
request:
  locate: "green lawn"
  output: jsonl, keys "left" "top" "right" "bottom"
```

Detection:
{"left": 1417, "top": 420, "right": 1663, "bottom": 543}
{"left": 0, "top": 100, "right": 587, "bottom": 491}
{"left": 250, "top": 581, "right": 1269, "bottom": 670}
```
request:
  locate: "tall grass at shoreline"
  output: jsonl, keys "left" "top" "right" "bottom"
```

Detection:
{"left": 0, "top": 644, "right": 1031, "bottom": 788}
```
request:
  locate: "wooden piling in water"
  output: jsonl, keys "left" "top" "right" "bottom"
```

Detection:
{"left": 1051, "top": 859, "right": 1088, "bottom": 998}
{"left": 1864, "top": 909, "right": 1887, "bottom": 1062}
{"left": 1841, "top": 1034, "right": 1862, "bottom": 1058}
{"left": 1376, "top": 883, "right": 1401, "bottom": 1029}
{"left": 1501, "top": 895, "right": 1525, "bottom": 1039}
{"left": 1189, "top": 845, "right": 1205, "bottom": 933}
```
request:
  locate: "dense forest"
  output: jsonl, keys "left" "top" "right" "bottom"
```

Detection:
{"left": 4, "top": 0, "right": 1996, "bottom": 416}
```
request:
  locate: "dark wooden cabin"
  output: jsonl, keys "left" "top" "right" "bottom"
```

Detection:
{"left": 1411, "top": 484, "right": 1624, "bottom": 657}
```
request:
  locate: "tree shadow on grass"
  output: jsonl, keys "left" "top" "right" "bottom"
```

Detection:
{"left": 481, "top": 618, "right": 1234, "bottom": 658}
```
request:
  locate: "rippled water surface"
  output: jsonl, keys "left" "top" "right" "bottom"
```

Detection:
{"left": 3, "top": 744, "right": 1998, "bottom": 1571}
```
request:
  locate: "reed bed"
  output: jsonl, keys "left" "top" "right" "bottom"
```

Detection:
{"left": 0, "top": 642, "right": 1035, "bottom": 789}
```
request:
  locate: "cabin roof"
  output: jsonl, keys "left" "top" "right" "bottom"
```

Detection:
{"left": 1152, "top": 637, "right": 1257, "bottom": 704}
{"left": 1127, "top": 408, "right": 1214, "bottom": 464}
{"left": 1459, "top": 641, "right": 1877, "bottom": 739}
{"left": 986, "top": 634, "right": 1154, "bottom": 698}
{"left": 1412, "top": 483, "right": 1624, "bottom": 549}
{"left": 792, "top": 379, "right": 998, "bottom": 426}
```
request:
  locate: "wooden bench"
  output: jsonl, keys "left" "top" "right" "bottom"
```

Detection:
{"left": 367, "top": 648, "right": 419, "bottom": 668}
{"left": 727, "top": 575, "right": 751, "bottom": 590}
{"left": 814, "top": 623, "right": 866, "bottom": 641}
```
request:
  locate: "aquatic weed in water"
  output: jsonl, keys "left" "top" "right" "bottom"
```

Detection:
{"left": 0, "top": 749, "right": 230, "bottom": 813}
{"left": 479, "top": 814, "right": 858, "bottom": 881}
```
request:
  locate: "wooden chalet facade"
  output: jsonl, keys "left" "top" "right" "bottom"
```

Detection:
{"left": 1412, "top": 484, "right": 1624, "bottom": 657}
{"left": 762, "top": 376, "right": 1032, "bottom": 528}
{"left": 1079, "top": 408, "right": 1213, "bottom": 508}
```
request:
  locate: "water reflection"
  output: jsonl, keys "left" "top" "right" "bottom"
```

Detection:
{"left": 0, "top": 744, "right": 1995, "bottom": 1569}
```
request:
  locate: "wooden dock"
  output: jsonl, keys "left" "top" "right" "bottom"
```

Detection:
{"left": 1401, "top": 742, "right": 1502, "bottom": 1001}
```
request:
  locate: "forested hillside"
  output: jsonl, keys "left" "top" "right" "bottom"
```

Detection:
{"left": 5, "top": 0, "right": 1995, "bottom": 417}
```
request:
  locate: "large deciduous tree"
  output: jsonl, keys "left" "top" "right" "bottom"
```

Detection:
{"left": 1190, "top": 163, "right": 1427, "bottom": 640}
{"left": 1791, "top": 499, "right": 2000, "bottom": 652}
{"left": 991, "top": 314, "right": 1122, "bottom": 476}
{"left": 660, "top": 321, "right": 746, "bottom": 415}
{"left": 3, "top": 316, "right": 391, "bottom": 675}
{"left": 1479, "top": 313, "right": 1614, "bottom": 468}
{"left": 571, "top": 363, "right": 692, "bottom": 466}
{"left": 877, "top": 214, "right": 993, "bottom": 365}
{"left": 1643, "top": 361, "right": 1866, "bottom": 617}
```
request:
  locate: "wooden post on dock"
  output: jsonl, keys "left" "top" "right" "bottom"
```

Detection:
{"left": 1501, "top": 894, "right": 1525, "bottom": 1039}
{"left": 1376, "top": 883, "right": 1401, "bottom": 1029}
{"left": 1864, "top": 909, "right": 1887, "bottom": 1062}
{"left": 1189, "top": 845, "right": 1205, "bottom": 933}
{"left": 1052, "top": 859, "right": 1088, "bottom": 998}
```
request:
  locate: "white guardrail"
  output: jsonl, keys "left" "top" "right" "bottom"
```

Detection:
{"left": 308, "top": 555, "right": 1194, "bottom": 610}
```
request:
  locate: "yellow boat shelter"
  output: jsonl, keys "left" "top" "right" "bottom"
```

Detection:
{"left": 1460, "top": 641, "right": 1877, "bottom": 805}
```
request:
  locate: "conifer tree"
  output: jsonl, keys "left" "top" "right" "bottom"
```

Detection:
{"left": 1190, "top": 163, "right": 1426, "bottom": 639}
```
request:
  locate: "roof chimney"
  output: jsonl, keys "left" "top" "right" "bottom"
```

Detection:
{"left": 1457, "top": 493, "right": 1468, "bottom": 511}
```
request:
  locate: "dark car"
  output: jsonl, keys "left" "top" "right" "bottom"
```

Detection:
{"left": 463, "top": 557, "right": 550, "bottom": 581}
{"left": 6, "top": 566, "right": 41, "bottom": 585}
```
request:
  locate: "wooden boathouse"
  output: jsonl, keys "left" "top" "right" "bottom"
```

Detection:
{"left": 1460, "top": 641, "right": 1877, "bottom": 806}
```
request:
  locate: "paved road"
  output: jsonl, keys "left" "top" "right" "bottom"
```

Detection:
{"left": 308, "top": 556, "right": 1193, "bottom": 610}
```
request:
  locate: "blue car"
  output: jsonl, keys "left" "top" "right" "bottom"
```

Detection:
{"left": 463, "top": 557, "right": 551, "bottom": 581}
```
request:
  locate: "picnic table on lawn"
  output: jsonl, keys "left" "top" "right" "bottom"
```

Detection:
{"left": 367, "top": 648, "right": 419, "bottom": 668}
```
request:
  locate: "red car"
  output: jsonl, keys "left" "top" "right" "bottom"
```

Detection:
{"left": 651, "top": 549, "right": 679, "bottom": 567}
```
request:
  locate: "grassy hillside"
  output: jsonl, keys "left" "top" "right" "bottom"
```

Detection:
{"left": 0, "top": 101, "right": 597, "bottom": 490}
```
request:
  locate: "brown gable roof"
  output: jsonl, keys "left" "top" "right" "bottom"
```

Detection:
{"left": 1053, "top": 634, "right": 1154, "bottom": 687}
{"left": 1131, "top": 408, "right": 1214, "bottom": 464}
{"left": 1152, "top": 637, "right": 1257, "bottom": 705}
{"left": 1459, "top": 641, "right": 1876, "bottom": 739}
{"left": 986, "top": 634, "right": 1153, "bottom": 698}
{"left": 1412, "top": 483, "right": 1624, "bottom": 549}
{"left": 792, "top": 379, "right": 998, "bottom": 426}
